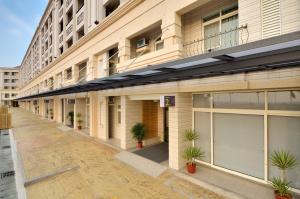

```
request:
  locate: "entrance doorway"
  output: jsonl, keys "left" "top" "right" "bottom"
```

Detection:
{"left": 164, "top": 107, "right": 169, "bottom": 143}
{"left": 108, "top": 97, "right": 114, "bottom": 139}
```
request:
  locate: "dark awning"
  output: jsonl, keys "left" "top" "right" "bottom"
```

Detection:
{"left": 17, "top": 31, "right": 300, "bottom": 101}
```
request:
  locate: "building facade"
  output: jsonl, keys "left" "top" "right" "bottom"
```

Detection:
{"left": 0, "top": 66, "right": 19, "bottom": 106}
{"left": 17, "top": 0, "right": 300, "bottom": 197}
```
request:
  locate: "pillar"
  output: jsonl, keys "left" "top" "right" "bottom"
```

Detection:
{"left": 118, "top": 38, "right": 131, "bottom": 64}
{"left": 89, "top": 91, "right": 100, "bottom": 137}
{"left": 120, "top": 96, "right": 142, "bottom": 149}
{"left": 168, "top": 93, "right": 192, "bottom": 170}
{"left": 98, "top": 96, "right": 109, "bottom": 140}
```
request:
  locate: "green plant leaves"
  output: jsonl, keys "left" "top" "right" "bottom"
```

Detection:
{"left": 184, "top": 129, "right": 199, "bottom": 142}
{"left": 183, "top": 146, "right": 205, "bottom": 163}
{"left": 270, "top": 177, "right": 291, "bottom": 197}
{"left": 271, "top": 150, "right": 298, "bottom": 170}
{"left": 131, "top": 123, "right": 146, "bottom": 142}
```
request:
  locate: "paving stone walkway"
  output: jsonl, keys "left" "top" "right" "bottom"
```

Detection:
{"left": 12, "top": 108, "right": 226, "bottom": 199}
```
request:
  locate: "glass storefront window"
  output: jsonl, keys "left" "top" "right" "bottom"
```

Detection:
{"left": 213, "top": 113, "right": 264, "bottom": 179}
{"left": 268, "top": 116, "right": 300, "bottom": 189}
{"left": 193, "top": 94, "right": 211, "bottom": 108}
{"left": 213, "top": 92, "right": 265, "bottom": 109}
{"left": 268, "top": 91, "right": 300, "bottom": 111}
{"left": 194, "top": 112, "right": 211, "bottom": 163}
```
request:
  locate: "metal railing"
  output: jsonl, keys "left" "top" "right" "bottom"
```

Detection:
{"left": 183, "top": 25, "right": 249, "bottom": 58}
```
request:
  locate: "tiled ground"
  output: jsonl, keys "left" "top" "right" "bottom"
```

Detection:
{"left": 12, "top": 108, "right": 226, "bottom": 199}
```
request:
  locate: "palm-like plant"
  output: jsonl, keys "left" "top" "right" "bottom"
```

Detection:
{"left": 131, "top": 123, "right": 146, "bottom": 142}
{"left": 184, "top": 129, "right": 199, "bottom": 142}
{"left": 271, "top": 177, "right": 291, "bottom": 197}
{"left": 183, "top": 146, "right": 205, "bottom": 165}
{"left": 270, "top": 150, "right": 298, "bottom": 181}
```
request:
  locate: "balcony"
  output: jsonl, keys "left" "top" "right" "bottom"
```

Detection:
{"left": 183, "top": 25, "right": 248, "bottom": 58}
{"left": 76, "top": 6, "right": 84, "bottom": 29}
{"left": 66, "top": 20, "right": 73, "bottom": 38}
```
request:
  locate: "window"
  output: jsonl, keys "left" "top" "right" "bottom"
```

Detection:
{"left": 4, "top": 72, "right": 9, "bottom": 75}
{"left": 4, "top": 86, "right": 9, "bottom": 89}
{"left": 203, "top": 4, "right": 238, "bottom": 52}
{"left": 77, "top": 0, "right": 84, "bottom": 12}
{"left": 268, "top": 116, "right": 300, "bottom": 189}
{"left": 65, "top": 67, "right": 72, "bottom": 80}
{"left": 214, "top": 113, "right": 264, "bottom": 179}
{"left": 193, "top": 90, "right": 300, "bottom": 189}
{"left": 67, "top": 38, "right": 73, "bottom": 48}
{"left": 105, "top": 0, "right": 120, "bottom": 17}
{"left": 59, "top": 20, "right": 64, "bottom": 33}
{"left": 59, "top": 46, "right": 64, "bottom": 55}
{"left": 268, "top": 91, "right": 300, "bottom": 111}
{"left": 66, "top": 7, "right": 73, "bottom": 25}
{"left": 77, "top": 27, "right": 85, "bottom": 40}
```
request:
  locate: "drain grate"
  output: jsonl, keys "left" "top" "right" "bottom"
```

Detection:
{"left": 2, "top": 146, "right": 11, "bottom": 149}
{"left": 0, "top": 171, "right": 15, "bottom": 179}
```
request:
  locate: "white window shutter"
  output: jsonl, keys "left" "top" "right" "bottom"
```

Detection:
{"left": 261, "top": 0, "right": 281, "bottom": 38}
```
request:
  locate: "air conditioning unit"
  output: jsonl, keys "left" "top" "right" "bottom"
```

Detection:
{"left": 155, "top": 40, "right": 164, "bottom": 51}
{"left": 136, "top": 38, "right": 148, "bottom": 49}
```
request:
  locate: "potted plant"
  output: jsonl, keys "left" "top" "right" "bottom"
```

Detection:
{"left": 67, "top": 111, "right": 74, "bottom": 127}
{"left": 183, "top": 129, "right": 204, "bottom": 174}
{"left": 76, "top": 113, "right": 83, "bottom": 130}
{"left": 131, "top": 123, "right": 146, "bottom": 148}
{"left": 49, "top": 109, "right": 53, "bottom": 119}
{"left": 270, "top": 150, "right": 298, "bottom": 199}
{"left": 271, "top": 177, "right": 292, "bottom": 199}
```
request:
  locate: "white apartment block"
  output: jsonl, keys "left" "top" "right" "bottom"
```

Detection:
{"left": 17, "top": 0, "right": 300, "bottom": 198}
{"left": 0, "top": 66, "right": 19, "bottom": 106}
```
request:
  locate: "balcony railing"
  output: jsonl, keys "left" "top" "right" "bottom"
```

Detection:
{"left": 66, "top": 23, "right": 73, "bottom": 36}
{"left": 59, "top": 34, "right": 63, "bottom": 44}
{"left": 76, "top": 7, "right": 84, "bottom": 26}
{"left": 183, "top": 25, "right": 249, "bottom": 58}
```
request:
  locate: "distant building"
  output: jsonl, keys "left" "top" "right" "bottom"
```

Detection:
{"left": 0, "top": 66, "right": 19, "bottom": 106}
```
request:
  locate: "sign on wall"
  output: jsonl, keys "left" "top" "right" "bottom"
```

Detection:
{"left": 160, "top": 96, "right": 175, "bottom": 107}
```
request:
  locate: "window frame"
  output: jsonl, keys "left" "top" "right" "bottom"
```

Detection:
{"left": 192, "top": 89, "right": 300, "bottom": 192}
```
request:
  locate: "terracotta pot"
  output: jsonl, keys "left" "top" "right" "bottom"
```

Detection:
{"left": 275, "top": 192, "right": 292, "bottom": 199}
{"left": 78, "top": 126, "right": 82, "bottom": 130}
{"left": 186, "top": 163, "right": 196, "bottom": 174}
{"left": 137, "top": 142, "right": 143, "bottom": 148}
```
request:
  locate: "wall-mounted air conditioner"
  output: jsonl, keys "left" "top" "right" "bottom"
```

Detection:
{"left": 136, "top": 38, "right": 148, "bottom": 49}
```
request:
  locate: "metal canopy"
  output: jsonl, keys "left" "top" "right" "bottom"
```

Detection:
{"left": 18, "top": 31, "right": 300, "bottom": 101}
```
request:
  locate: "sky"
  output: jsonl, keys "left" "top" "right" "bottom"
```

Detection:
{"left": 0, "top": 0, "right": 48, "bottom": 67}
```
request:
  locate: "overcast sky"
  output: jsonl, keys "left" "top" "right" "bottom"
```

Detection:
{"left": 0, "top": 0, "right": 48, "bottom": 67}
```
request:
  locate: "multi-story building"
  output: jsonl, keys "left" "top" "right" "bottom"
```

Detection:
{"left": 0, "top": 66, "right": 19, "bottom": 106}
{"left": 17, "top": 0, "right": 300, "bottom": 198}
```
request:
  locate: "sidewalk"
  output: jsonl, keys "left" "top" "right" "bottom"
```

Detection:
{"left": 11, "top": 108, "right": 226, "bottom": 199}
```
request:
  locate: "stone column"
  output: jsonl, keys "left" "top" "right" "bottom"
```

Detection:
{"left": 53, "top": 97, "right": 59, "bottom": 122}
{"left": 89, "top": 91, "right": 100, "bottom": 137}
{"left": 98, "top": 96, "right": 109, "bottom": 140}
{"left": 120, "top": 96, "right": 142, "bottom": 149}
{"left": 168, "top": 93, "right": 192, "bottom": 170}
{"left": 87, "top": 55, "right": 97, "bottom": 80}
{"left": 161, "top": 12, "right": 182, "bottom": 55}
{"left": 118, "top": 38, "right": 131, "bottom": 64}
